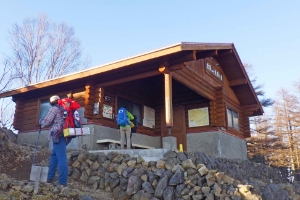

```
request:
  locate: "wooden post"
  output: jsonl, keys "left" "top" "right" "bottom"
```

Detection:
{"left": 164, "top": 72, "right": 173, "bottom": 131}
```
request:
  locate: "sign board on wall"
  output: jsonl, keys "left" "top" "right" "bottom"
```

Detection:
{"left": 206, "top": 62, "right": 223, "bottom": 81}
{"left": 102, "top": 104, "right": 113, "bottom": 119}
{"left": 188, "top": 107, "right": 209, "bottom": 127}
{"left": 143, "top": 106, "right": 155, "bottom": 128}
{"left": 93, "top": 102, "right": 99, "bottom": 114}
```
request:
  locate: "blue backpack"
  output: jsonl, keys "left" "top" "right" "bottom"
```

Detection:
{"left": 117, "top": 107, "right": 129, "bottom": 126}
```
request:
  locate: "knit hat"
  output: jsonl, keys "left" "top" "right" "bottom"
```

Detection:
{"left": 50, "top": 95, "right": 60, "bottom": 103}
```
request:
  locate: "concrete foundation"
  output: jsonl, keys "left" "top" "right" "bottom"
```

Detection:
{"left": 17, "top": 124, "right": 161, "bottom": 151}
{"left": 162, "top": 136, "right": 177, "bottom": 150}
{"left": 89, "top": 149, "right": 170, "bottom": 162}
{"left": 186, "top": 131, "right": 247, "bottom": 160}
{"left": 17, "top": 126, "right": 247, "bottom": 160}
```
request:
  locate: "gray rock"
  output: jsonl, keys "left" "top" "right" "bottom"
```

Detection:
{"left": 110, "top": 171, "right": 119, "bottom": 178}
{"left": 154, "top": 175, "right": 169, "bottom": 198}
{"left": 163, "top": 186, "right": 175, "bottom": 200}
{"left": 80, "top": 171, "right": 89, "bottom": 183}
{"left": 177, "top": 152, "right": 188, "bottom": 161}
{"left": 120, "top": 176, "right": 128, "bottom": 191}
{"left": 169, "top": 168, "right": 184, "bottom": 185}
{"left": 137, "top": 155, "right": 145, "bottom": 164}
{"left": 97, "top": 166, "right": 107, "bottom": 178}
{"left": 164, "top": 150, "right": 177, "bottom": 158}
{"left": 99, "top": 178, "right": 105, "bottom": 189}
{"left": 21, "top": 185, "right": 33, "bottom": 193}
{"left": 142, "top": 181, "right": 155, "bottom": 193}
{"left": 154, "top": 169, "right": 166, "bottom": 177}
{"left": 107, "top": 151, "right": 118, "bottom": 161}
{"left": 186, "top": 168, "right": 198, "bottom": 176}
{"left": 87, "top": 152, "right": 97, "bottom": 162}
{"left": 81, "top": 195, "right": 95, "bottom": 200}
{"left": 122, "top": 167, "right": 135, "bottom": 178}
{"left": 110, "top": 177, "right": 120, "bottom": 189}
{"left": 71, "top": 168, "right": 81, "bottom": 180}
{"left": 126, "top": 175, "right": 142, "bottom": 195}
{"left": 104, "top": 172, "right": 111, "bottom": 188}
{"left": 87, "top": 176, "right": 101, "bottom": 186}
{"left": 91, "top": 161, "right": 100, "bottom": 170}
{"left": 262, "top": 183, "right": 291, "bottom": 200}
{"left": 68, "top": 166, "right": 73, "bottom": 176}
{"left": 175, "top": 183, "right": 186, "bottom": 198}
{"left": 78, "top": 153, "right": 87, "bottom": 163}
{"left": 97, "top": 152, "right": 108, "bottom": 163}
{"left": 128, "top": 168, "right": 147, "bottom": 177}
{"left": 102, "top": 160, "right": 111, "bottom": 169}
{"left": 182, "top": 159, "right": 196, "bottom": 170}
{"left": 132, "top": 190, "right": 153, "bottom": 200}
{"left": 112, "top": 154, "right": 124, "bottom": 163}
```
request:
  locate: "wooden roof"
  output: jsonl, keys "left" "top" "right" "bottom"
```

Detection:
{"left": 0, "top": 42, "right": 263, "bottom": 115}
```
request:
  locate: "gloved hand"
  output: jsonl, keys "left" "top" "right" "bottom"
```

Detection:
{"left": 39, "top": 119, "right": 43, "bottom": 124}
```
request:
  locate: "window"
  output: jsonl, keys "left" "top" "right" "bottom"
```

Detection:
{"left": 39, "top": 97, "right": 87, "bottom": 123}
{"left": 39, "top": 99, "right": 52, "bottom": 119}
{"left": 117, "top": 97, "right": 142, "bottom": 126}
{"left": 227, "top": 108, "right": 239, "bottom": 130}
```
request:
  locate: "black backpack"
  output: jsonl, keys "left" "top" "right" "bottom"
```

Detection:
{"left": 131, "top": 115, "right": 138, "bottom": 133}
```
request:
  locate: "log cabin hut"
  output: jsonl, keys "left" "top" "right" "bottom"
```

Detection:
{"left": 0, "top": 42, "right": 263, "bottom": 159}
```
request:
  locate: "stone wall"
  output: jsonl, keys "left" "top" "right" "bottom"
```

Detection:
{"left": 68, "top": 150, "right": 297, "bottom": 199}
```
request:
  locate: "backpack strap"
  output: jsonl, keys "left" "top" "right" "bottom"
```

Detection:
{"left": 54, "top": 105, "right": 65, "bottom": 138}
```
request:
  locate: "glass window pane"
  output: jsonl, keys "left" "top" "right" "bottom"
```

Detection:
{"left": 117, "top": 97, "right": 142, "bottom": 125}
{"left": 77, "top": 107, "right": 87, "bottom": 123}
{"left": 232, "top": 111, "right": 239, "bottom": 129}
{"left": 39, "top": 100, "right": 51, "bottom": 119}
{"left": 227, "top": 108, "right": 232, "bottom": 128}
{"left": 131, "top": 104, "right": 142, "bottom": 125}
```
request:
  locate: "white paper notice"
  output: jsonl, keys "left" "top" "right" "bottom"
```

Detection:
{"left": 143, "top": 106, "right": 155, "bottom": 128}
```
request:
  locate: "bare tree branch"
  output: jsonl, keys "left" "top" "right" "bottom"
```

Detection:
{"left": 4, "top": 14, "right": 86, "bottom": 86}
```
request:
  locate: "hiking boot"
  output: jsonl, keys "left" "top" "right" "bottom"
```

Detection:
{"left": 46, "top": 179, "right": 53, "bottom": 183}
{"left": 52, "top": 182, "right": 66, "bottom": 187}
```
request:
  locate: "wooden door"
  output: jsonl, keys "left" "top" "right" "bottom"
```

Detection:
{"left": 161, "top": 105, "right": 187, "bottom": 151}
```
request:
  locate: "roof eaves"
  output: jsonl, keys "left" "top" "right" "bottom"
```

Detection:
{"left": 231, "top": 44, "right": 264, "bottom": 115}
{"left": 0, "top": 42, "right": 185, "bottom": 98}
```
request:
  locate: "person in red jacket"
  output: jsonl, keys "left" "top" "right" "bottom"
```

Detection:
{"left": 58, "top": 98, "right": 81, "bottom": 129}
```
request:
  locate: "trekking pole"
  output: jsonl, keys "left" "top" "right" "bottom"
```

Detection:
{"left": 32, "top": 125, "right": 42, "bottom": 166}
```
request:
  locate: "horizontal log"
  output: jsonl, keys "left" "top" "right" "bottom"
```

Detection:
{"left": 180, "top": 67, "right": 214, "bottom": 91}
{"left": 173, "top": 73, "right": 215, "bottom": 100}
{"left": 21, "top": 118, "right": 37, "bottom": 125}
{"left": 216, "top": 104, "right": 224, "bottom": 109}
{"left": 20, "top": 110, "right": 37, "bottom": 116}
{"left": 173, "top": 70, "right": 216, "bottom": 99}
{"left": 19, "top": 105, "right": 38, "bottom": 112}
{"left": 243, "top": 111, "right": 254, "bottom": 116}
{"left": 93, "top": 115, "right": 103, "bottom": 119}
{"left": 23, "top": 100, "right": 39, "bottom": 108}
{"left": 73, "top": 91, "right": 85, "bottom": 98}
{"left": 73, "top": 97, "right": 85, "bottom": 103}
{"left": 209, "top": 101, "right": 216, "bottom": 106}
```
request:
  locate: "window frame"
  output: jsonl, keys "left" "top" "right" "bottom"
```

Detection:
{"left": 117, "top": 97, "right": 143, "bottom": 127}
{"left": 36, "top": 92, "right": 71, "bottom": 124}
{"left": 226, "top": 107, "right": 239, "bottom": 130}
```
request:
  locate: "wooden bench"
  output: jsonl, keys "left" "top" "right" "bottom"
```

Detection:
{"left": 96, "top": 139, "right": 154, "bottom": 149}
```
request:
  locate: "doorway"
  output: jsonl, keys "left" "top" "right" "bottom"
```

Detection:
{"left": 161, "top": 105, "right": 187, "bottom": 151}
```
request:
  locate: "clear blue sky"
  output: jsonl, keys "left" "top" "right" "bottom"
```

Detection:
{"left": 1, "top": 1, "right": 299, "bottom": 108}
